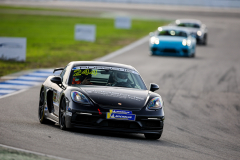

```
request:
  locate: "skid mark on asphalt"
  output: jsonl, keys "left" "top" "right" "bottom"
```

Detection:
{"left": 161, "top": 65, "right": 198, "bottom": 104}
{"left": 0, "top": 69, "right": 53, "bottom": 98}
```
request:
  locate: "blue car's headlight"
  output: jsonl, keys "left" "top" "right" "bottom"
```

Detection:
{"left": 147, "top": 97, "right": 163, "bottom": 110}
{"left": 71, "top": 91, "right": 90, "bottom": 104}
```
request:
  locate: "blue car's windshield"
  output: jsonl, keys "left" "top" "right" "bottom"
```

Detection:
{"left": 159, "top": 30, "right": 187, "bottom": 37}
{"left": 69, "top": 66, "right": 147, "bottom": 90}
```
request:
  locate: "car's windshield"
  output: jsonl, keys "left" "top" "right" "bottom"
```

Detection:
{"left": 177, "top": 23, "right": 200, "bottom": 28}
{"left": 159, "top": 30, "right": 187, "bottom": 37}
{"left": 69, "top": 66, "right": 147, "bottom": 90}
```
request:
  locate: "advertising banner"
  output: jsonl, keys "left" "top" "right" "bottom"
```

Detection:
{"left": 0, "top": 37, "right": 26, "bottom": 61}
{"left": 115, "top": 17, "right": 131, "bottom": 29}
{"left": 75, "top": 24, "right": 96, "bottom": 42}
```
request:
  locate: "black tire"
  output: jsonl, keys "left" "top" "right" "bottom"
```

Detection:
{"left": 59, "top": 97, "right": 67, "bottom": 130}
{"left": 191, "top": 52, "right": 195, "bottom": 58}
{"left": 203, "top": 34, "right": 207, "bottom": 45}
{"left": 144, "top": 131, "right": 162, "bottom": 140}
{"left": 38, "top": 89, "right": 48, "bottom": 124}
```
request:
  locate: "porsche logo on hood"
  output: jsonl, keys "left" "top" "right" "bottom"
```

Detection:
{"left": 118, "top": 103, "right": 122, "bottom": 105}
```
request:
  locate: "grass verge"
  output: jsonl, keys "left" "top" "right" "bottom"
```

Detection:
{"left": 0, "top": 5, "right": 168, "bottom": 76}
{"left": 0, "top": 146, "right": 56, "bottom": 160}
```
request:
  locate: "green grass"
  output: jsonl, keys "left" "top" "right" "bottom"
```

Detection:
{"left": 0, "top": 6, "right": 168, "bottom": 76}
{"left": 0, "top": 146, "right": 55, "bottom": 160}
{"left": 0, "top": 5, "right": 102, "bottom": 14}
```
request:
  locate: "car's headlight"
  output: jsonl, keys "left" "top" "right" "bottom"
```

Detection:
{"left": 182, "top": 39, "right": 187, "bottom": 46}
{"left": 187, "top": 39, "right": 191, "bottom": 46}
{"left": 71, "top": 91, "right": 90, "bottom": 104}
{"left": 147, "top": 97, "right": 163, "bottom": 110}
{"left": 154, "top": 38, "right": 159, "bottom": 44}
{"left": 197, "top": 31, "right": 202, "bottom": 36}
{"left": 150, "top": 37, "right": 159, "bottom": 44}
{"left": 150, "top": 37, "right": 155, "bottom": 44}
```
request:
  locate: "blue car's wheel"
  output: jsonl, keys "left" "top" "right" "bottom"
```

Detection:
{"left": 192, "top": 53, "right": 195, "bottom": 57}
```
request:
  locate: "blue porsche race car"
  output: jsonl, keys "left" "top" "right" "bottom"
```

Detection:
{"left": 149, "top": 26, "right": 196, "bottom": 57}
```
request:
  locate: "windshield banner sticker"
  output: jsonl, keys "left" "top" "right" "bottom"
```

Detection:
{"left": 72, "top": 66, "right": 139, "bottom": 75}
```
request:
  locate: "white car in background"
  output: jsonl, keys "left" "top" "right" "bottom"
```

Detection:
{"left": 171, "top": 19, "right": 208, "bottom": 45}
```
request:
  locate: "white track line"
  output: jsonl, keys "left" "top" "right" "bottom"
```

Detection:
{"left": 96, "top": 35, "right": 149, "bottom": 62}
{"left": 0, "top": 90, "right": 16, "bottom": 94}
{"left": 17, "top": 76, "right": 47, "bottom": 81}
{"left": 0, "top": 84, "right": 32, "bottom": 89}
{"left": 27, "top": 72, "right": 53, "bottom": 76}
{"left": 0, "top": 144, "right": 71, "bottom": 160}
{"left": 0, "top": 89, "right": 28, "bottom": 99}
{"left": 7, "top": 80, "right": 42, "bottom": 85}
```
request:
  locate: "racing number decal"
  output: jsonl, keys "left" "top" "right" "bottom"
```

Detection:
{"left": 73, "top": 69, "right": 97, "bottom": 76}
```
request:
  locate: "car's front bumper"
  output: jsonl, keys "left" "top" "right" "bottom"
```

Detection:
{"left": 65, "top": 111, "right": 164, "bottom": 134}
{"left": 150, "top": 46, "right": 191, "bottom": 57}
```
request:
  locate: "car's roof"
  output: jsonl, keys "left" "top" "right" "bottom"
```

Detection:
{"left": 69, "top": 61, "right": 137, "bottom": 71}
{"left": 176, "top": 19, "right": 202, "bottom": 25}
{"left": 159, "top": 26, "right": 190, "bottom": 34}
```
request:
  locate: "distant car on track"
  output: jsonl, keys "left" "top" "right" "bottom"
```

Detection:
{"left": 38, "top": 61, "right": 165, "bottom": 139}
{"left": 171, "top": 19, "right": 208, "bottom": 45}
{"left": 149, "top": 26, "right": 196, "bottom": 57}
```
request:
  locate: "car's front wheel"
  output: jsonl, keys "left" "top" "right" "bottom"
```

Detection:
{"left": 144, "top": 131, "right": 162, "bottom": 140}
{"left": 59, "top": 97, "right": 67, "bottom": 130}
{"left": 202, "top": 34, "right": 207, "bottom": 45}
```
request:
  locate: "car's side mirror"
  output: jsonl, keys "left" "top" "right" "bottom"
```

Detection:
{"left": 149, "top": 32, "right": 154, "bottom": 37}
{"left": 150, "top": 83, "right": 159, "bottom": 92}
{"left": 51, "top": 77, "right": 62, "bottom": 85}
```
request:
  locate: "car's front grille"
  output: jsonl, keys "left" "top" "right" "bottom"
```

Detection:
{"left": 182, "top": 49, "right": 189, "bottom": 54}
{"left": 73, "top": 114, "right": 99, "bottom": 124}
{"left": 100, "top": 120, "right": 141, "bottom": 129}
{"left": 71, "top": 113, "right": 163, "bottom": 130}
{"left": 163, "top": 49, "right": 178, "bottom": 53}
{"left": 140, "top": 120, "right": 163, "bottom": 128}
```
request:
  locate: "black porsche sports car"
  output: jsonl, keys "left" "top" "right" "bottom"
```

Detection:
{"left": 38, "top": 61, "right": 165, "bottom": 139}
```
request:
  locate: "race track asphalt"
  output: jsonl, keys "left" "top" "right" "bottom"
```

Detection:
{"left": 0, "top": 2, "right": 240, "bottom": 160}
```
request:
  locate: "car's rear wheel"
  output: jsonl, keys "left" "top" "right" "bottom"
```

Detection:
{"left": 59, "top": 97, "right": 67, "bottom": 130}
{"left": 144, "top": 131, "right": 162, "bottom": 140}
{"left": 38, "top": 90, "right": 49, "bottom": 124}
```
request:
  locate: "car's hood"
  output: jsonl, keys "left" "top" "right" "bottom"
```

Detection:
{"left": 157, "top": 36, "right": 185, "bottom": 42}
{"left": 80, "top": 86, "right": 149, "bottom": 110}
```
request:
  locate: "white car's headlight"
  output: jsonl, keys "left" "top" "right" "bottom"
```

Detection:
{"left": 71, "top": 91, "right": 90, "bottom": 104}
{"left": 187, "top": 39, "right": 191, "bottom": 46}
{"left": 154, "top": 38, "right": 159, "bottom": 44}
{"left": 150, "top": 37, "right": 156, "bottom": 44}
{"left": 197, "top": 31, "right": 202, "bottom": 36}
{"left": 150, "top": 37, "right": 159, "bottom": 44}
{"left": 147, "top": 97, "right": 163, "bottom": 110}
{"left": 182, "top": 39, "right": 187, "bottom": 46}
